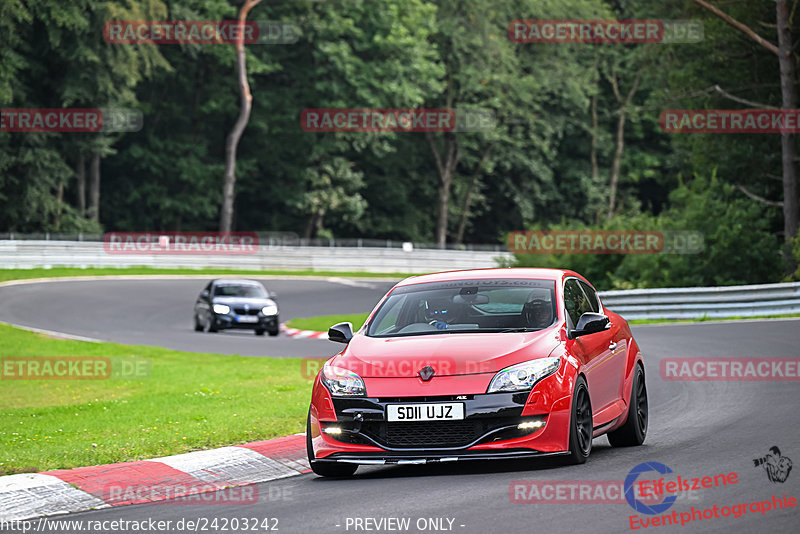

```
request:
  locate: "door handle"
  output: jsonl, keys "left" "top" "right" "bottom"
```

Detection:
{"left": 609, "top": 342, "right": 617, "bottom": 351}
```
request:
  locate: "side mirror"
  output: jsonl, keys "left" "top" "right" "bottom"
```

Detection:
{"left": 269, "top": 291, "right": 278, "bottom": 300}
{"left": 572, "top": 312, "right": 610, "bottom": 337}
{"left": 328, "top": 322, "right": 354, "bottom": 344}
{"left": 200, "top": 290, "right": 209, "bottom": 298}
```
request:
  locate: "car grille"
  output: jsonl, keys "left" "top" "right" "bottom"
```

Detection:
{"left": 385, "top": 421, "right": 478, "bottom": 447}
{"left": 232, "top": 307, "right": 260, "bottom": 315}
{"left": 358, "top": 420, "right": 495, "bottom": 448}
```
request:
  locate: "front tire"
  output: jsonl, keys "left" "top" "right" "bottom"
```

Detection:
{"left": 255, "top": 329, "right": 266, "bottom": 336}
{"left": 194, "top": 314, "right": 204, "bottom": 332}
{"left": 608, "top": 364, "right": 647, "bottom": 447}
{"left": 565, "top": 375, "right": 592, "bottom": 465}
{"left": 306, "top": 411, "right": 357, "bottom": 477}
{"left": 205, "top": 313, "right": 218, "bottom": 333}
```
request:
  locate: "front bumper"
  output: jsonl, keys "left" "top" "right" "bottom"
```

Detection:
{"left": 213, "top": 313, "right": 278, "bottom": 331}
{"left": 309, "top": 387, "right": 573, "bottom": 462}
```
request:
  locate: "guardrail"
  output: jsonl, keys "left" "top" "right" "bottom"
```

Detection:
{"left": 0, "top": 239, "right": 511, "bottom": 273}
{"left": 599, "top": 282, "right": 800, "bottom": 320}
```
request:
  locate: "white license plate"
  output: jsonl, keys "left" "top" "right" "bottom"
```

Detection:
{"left": 387, "top": 403, "right": 465, "bottom": 422}
{"left": 236, "top": 315, "right": 259, "bottom": 323}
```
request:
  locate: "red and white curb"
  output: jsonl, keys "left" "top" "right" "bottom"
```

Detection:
{"left": 280, "top": 323, "right": 328, "bottom": 340}
{"left": 0, "top": 434, "right": 309, "bottom": 522}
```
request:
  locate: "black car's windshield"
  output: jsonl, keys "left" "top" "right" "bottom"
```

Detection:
{"left": 213, "top": 284, "right": 267, "bottom": 298}
{"left": 366, "top": 278, "right": 557, "bottom": 337}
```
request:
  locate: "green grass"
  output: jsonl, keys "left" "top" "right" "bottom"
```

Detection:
{"left": 0, "top": 323, "right": 313, "bottom": 474}
{"left": 0, "top": 267, "right": 414, "bottom": 284}
{"left": 629, "top": 313, "right": 800, "bottom": 325}
{"left": 286, "top": 314, "right": 370, "bottom": 332}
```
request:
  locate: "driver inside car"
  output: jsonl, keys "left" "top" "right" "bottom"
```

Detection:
{"left": 522, "top": 295, "right": 554, "bottom": 329}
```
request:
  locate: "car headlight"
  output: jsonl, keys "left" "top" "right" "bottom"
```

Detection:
{"left": 486, "top": 357, "right": 561, "bottom": 393}
{"left": 321, "top": 365, "right": 366, "bottom": 396}
{"left": 261, "top": 300, "right": 278, "bottom": 316}
{"left": 212, "top": 304, "right": 231, "bottom": 315}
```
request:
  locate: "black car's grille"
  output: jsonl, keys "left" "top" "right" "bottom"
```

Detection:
{"left": 232, "top": 307, "right": 260, "bottom": 315}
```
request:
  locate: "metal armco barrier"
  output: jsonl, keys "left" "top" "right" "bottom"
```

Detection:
{"left": 599, "top": 282, "right": 800, "bottom": 320}
{"left": 0, "top": 239, "right": 511, "bottom": 273}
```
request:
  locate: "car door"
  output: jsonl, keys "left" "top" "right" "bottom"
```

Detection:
{"left": 579, "top": 281, "right": 627, "bottom": 413}
{"left": 564, "top": 279, "right": 616, "bottom": 413}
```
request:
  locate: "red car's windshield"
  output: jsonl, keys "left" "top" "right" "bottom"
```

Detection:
{"left": 366, "top": 278, "right": 557, "bottom": 337}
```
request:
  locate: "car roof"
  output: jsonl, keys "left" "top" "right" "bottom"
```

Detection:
{"left": 394, "top": 268, "right": 586, "bottom": 287}
{"left": 212, "top": 278, "right": 263, "bottom": 286}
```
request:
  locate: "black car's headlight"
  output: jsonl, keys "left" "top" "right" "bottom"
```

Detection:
{"left": 261, "top": 299, "right": 278, "bottom": 316}
{"left": 486, "top": 357, "right": 561, "bottom": 393}
{"left": 212, "top": 304, "right": 231, "bottom": 314}
{"left": 321, "top": 365, "right": 366, "bottom": 396}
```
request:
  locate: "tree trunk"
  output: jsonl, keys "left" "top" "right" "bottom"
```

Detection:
{"left": 54, "top": 181, "right": 64, "bottom": 231}
{"left": 219, "top": 0, "right": 262, "bottom": 233}
{"left": 455, "top": 144, "right": 492, "bottom": 245}
{"left": 776, "top": 0, "right": 799, "bottom": 273}
{"left": 607, "top": 71, "right": 641, "bottom": 221}
{"left": 76, "top": 152, "right": 86, "bottom": 217}
{"left": 88, "top": 152, "right": 100, "bottom": 221}
{"left": 590, "top": 55, "right": 600, "bottom": 222}
{"left": 427, "top": 131, "right": 460, "bottom": 248}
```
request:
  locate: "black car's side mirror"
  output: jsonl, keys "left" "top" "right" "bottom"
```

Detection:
{"left": 200, "top": 290, "right": 209, "bottom": 298}
{"left": 572, "top": 312, "right": 610, "bottom": 337}
{"left": 328, "top": 322, "right": 354, "bottom": 344}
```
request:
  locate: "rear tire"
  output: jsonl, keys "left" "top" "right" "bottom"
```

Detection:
{"left": 565, "top": 376, "right": 592, "bottom": 465}
{"left": 306, "top": 411, "right": 357, "bottom": 477}
{"left": 608, "top": 364, "right": 647, "bottom": 447}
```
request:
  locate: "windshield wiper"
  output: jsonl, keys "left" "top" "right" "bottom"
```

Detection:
{"left": 494, "top": 327, "right": 541, "bottom": 333}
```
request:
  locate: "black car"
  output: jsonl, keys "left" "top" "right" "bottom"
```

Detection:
{"left": 194, "top": 279, "right": 279, "bottom": 336}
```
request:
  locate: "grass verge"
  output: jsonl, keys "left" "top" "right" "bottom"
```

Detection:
{"left": 0, "top": 323, "right": 311, "bottom": 474}
{"left": 286, "top": 314, "right": 370, "bottom": 333}
{"left": 0, "top": 267, "right": 413, "bottom": 284}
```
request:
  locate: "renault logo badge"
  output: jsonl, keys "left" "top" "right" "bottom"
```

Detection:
{"left": 419, "top": 365, "right": 435, "bottom": 381}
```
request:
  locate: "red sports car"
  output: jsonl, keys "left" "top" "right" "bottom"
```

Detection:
{"left": 306, "top": 268, "right": 647, "bottom": 477}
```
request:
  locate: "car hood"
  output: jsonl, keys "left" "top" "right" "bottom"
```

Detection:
{"left": 332, "top": 329, "right": 561, "bottom": 378}
{"left": 212, "top": 296, "right": 274, "bottom": 307}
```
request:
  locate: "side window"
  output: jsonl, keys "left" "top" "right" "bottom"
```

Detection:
{"left": 563, "top": 280, "right": 584, "bottom": 326}
{"left": 579, "top": 281, "right": 600, "bottom": 313}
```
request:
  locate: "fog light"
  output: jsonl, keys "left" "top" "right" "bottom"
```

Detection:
{"left": 322, "top": 426, "right": 342, "bottom": 435}
{"left": 518, "top": 420, "right": 544, "bottom": 430}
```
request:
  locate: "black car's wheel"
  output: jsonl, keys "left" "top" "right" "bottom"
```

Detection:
{"left": 194, "top": 314, "right": 204, "bottom": 332}
{"left": 565, "top": 375, "right": 592, "bottom": 464}
{"left": 608, "top": 364, "right": 648, "bottom": 447}
{"left": 205, "top": 313, "right": 218, "bottom": 333}
{"left": 306, "top": 411, "right": 357, "bottom": 477}
{"left": 268, "top": 326, "right": 279, "bottom": 337}
{"left": 255, "top": 328, "right": 265, "bottom": 336}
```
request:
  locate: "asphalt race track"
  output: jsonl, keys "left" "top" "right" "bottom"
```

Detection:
{"left": 0, "top": 277, "right": 397, "bottom": 358}
{"left": 3, "top": 279, "right": 800, "bottom": 533}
